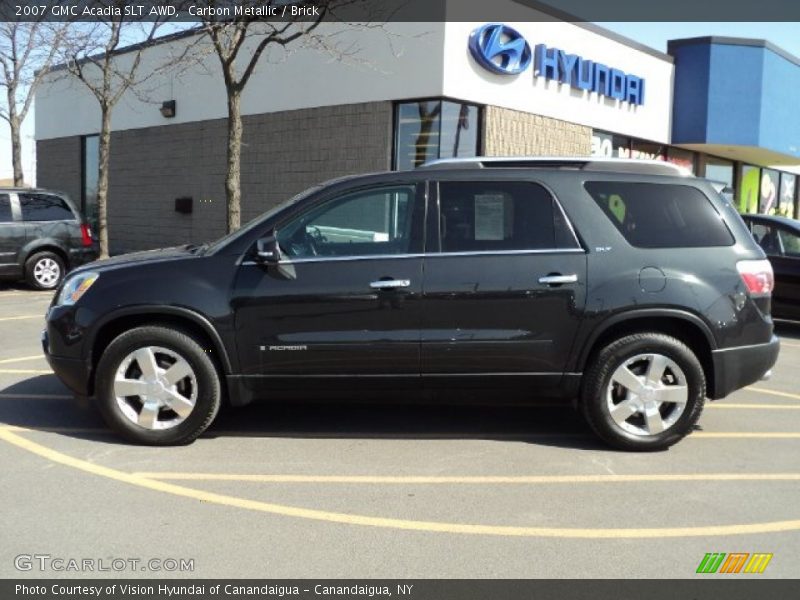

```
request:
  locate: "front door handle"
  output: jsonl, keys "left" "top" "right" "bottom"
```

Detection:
{"left": 370, "top": 279, "right": 411, "bottom": 290}
{"left": 538, "top": 274, "right": 578, "bottom": 285}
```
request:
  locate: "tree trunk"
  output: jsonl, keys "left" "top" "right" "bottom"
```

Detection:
{"left": 9, "top": 116, "right": 23, "bottom": 187}
{"left": 5, "top": 85, "right": 24, "bottom": 186}
{"left": 96, "top": 106, "right": 113, "bottom": 258}
{"left": 225, "top": 90, "right": 242, "bottom": 234}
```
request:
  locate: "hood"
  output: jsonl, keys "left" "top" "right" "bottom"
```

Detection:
{"left": 76, "top": 245, "right": 200, "bottom": 274}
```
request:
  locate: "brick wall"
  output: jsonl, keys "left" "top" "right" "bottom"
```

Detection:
{"left": 37, "top": 102, "right": 393, "bottom": 254}
{"left": 36, "top": 136, "right": 82, "bottom": 208}
{"left": 483, "top": 106, "right": 592, "bottom": 157}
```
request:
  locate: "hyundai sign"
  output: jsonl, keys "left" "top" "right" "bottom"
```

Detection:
{"left": 469, "top": 23, "right": 646, "bottom": 106}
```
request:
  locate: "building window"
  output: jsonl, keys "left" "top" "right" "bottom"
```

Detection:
{"left": 759, "top": 168, "right": 780, "bottom": 214}
{"left": 666, "top": 147, "right": 696, "bottom": 174}
{"left": 704, "top": 156, "right": 734, "bottom": 190}
{"left": 394, "top": 100, "right": 480, "bottom": 170}
{"left": 739, "top": 164, "right": 760, "bottom": 214}
{"left": 779, "top": 173, "right": 797, "bottom": 218}
{"left": 81, "top": 135, "right": 99, "bottom": 230}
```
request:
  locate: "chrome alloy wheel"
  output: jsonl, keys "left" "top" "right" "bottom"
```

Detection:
{"left": 113, "top": 346, "right": 198, "bottom": 430}
{"left": 605, "top": 353, "right": 688, "bottom": 437}
{"left": 33, "top": 257, "right": 60, "bottom": 287}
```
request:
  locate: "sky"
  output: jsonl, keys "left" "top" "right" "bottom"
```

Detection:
{"left": 2, "top": 21, "right": 799, "bottom": 185}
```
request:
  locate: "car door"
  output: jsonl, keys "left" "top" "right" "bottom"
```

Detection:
{"left": 0, "top": 193, "right": 26, "bottom": 277}
{"left": 749, "top": 219, "right": 800, "bottom": 320}
{"left": 231, "top": 182, "right": 426, "bottom": 392}
{"left": 420, "top": 179, "right": 587, "bottom": 391}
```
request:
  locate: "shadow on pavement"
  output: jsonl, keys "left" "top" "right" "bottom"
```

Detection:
{"left": 0, "top": 375, "right": 613, "bottom": 451}
{"left": 775, "top": 320, "right": 800, "bottom": 341}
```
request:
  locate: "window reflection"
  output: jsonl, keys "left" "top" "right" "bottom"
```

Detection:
{"left": 395, "top": 100, "right": 479, "bottom": 170}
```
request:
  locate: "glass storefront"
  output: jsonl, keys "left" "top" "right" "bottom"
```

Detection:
{"left": 81, "top": 135, "right": 99, "bottom": 230}
{"left": 394, "top": 100, "right": 480, "bottom": 170}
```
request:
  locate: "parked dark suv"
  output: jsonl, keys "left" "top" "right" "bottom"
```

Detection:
{"left": 0, "top": 189, "right": 98, "bottom": 289}
{"left": 43, "top": 159, "right": 779, "bottom": 450}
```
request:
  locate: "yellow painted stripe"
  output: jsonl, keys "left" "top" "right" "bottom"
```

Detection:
{"left": 0, "top": 315, "right": 42, "bottom": 322}
{"left": 745, "top": 387, "right": 800, "bottom": 402}
{"left": 3, "top": 426, "right": 800, "bottom": 538}
{"left": 708, "top": 403, "right": 800, "bottom": 410}
{"left": 0, "top": 368, "right": 51, "bottom": 374}
{"left": 132, "top": 472, "right": 800, "bottom": 484}
{"left": 779, "top": 341, "right": 800, "bottom": 348}
{"left": 0, "top": 355, "right": 44, "bottom": 365}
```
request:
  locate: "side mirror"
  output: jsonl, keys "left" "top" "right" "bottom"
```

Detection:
{"left": 256, "top": 234, "right": 281, "bottom": 264}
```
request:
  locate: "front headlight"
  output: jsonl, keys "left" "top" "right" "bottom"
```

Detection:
{"left": 56, "top": 272, "right": 100, "bottom": 306}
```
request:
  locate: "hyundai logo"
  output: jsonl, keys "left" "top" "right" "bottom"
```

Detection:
{"left": 469, "top": 23, "right": 532, "bottom": 76}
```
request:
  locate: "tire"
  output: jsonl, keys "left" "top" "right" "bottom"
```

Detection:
{"left": 580, "top": 333, "right": 706, "bottom": 451}
{"left": 95, "top": 326, "right": 221, "bottom": 445}
{"left": 25, "top": 251, "right": 65, "bottom": 290}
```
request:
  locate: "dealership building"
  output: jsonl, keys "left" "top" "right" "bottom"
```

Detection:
{"left": 35, "top": 8, "right": 800, "bottom": 253}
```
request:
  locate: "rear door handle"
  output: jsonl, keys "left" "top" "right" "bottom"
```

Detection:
{"left": 370, "top": 279, "right": 411, "bottom": 290}
{"left": 538, "top": 274, "right": 578, "bottom": 285}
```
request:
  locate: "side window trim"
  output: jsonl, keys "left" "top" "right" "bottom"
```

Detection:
{"left": 428, "top": 179, "right": 584, "bottom": 255}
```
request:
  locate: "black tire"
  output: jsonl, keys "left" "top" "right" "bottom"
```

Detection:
{"left": 95, "top": 326, "right": 221, "bottom": 445}
{"left": 25, "top": 251, "right": 66, "bottom": 290}
{"left": 580, "top": 333, "right": 706, "bottom": 451}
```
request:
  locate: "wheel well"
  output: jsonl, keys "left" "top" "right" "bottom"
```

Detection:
{"left": 25, "top": 246, "right": 69, "bottom": 269}
{"left": 582, "top": 317, "right": 716, "bottom": 398}
{"left": 89, "top": 314, "right": 228, "bottom": 397}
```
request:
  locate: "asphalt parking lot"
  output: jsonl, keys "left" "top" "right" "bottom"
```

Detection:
{"left": 0, "top": 284, "right": 799, "bottom": 579}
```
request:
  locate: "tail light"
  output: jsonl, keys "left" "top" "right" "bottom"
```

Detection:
{"left": 737, "top": 259, "right": 774, "bottom": 295}
{"left": 80, "top": 223, "right": 93, "bottom": 247}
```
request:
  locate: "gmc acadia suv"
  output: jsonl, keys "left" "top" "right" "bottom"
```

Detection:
{"left": 42, "top": 158, "right": 780, "bottom": 450}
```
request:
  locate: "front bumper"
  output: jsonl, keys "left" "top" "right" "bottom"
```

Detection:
{"left": 42, "top": 329, "right": 92, "bottom": 397}
{"left": 710, "top": 335, "right": 780, "bottom": 399}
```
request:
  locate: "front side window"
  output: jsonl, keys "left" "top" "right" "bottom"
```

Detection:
{"left": 0, "top": 194, "right": 12, "bottom": 223}
{"left": 19, "top": 193, "right": 74, "bottom": 222}
{"left": 778, "top": 228, "right": 800, "bottom": 257}
{"left": 277, "top": 185, "right": 419, "bottom": 259}
{"left": 436, "top": 181, "right": 577, "bottom": 253}
{"left": 585, "top": 182, "right": 734, "bottom": 248}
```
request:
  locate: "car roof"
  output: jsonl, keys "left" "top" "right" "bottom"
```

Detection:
{"left": 741, "top": 213, "right": 800, "bottom": 230}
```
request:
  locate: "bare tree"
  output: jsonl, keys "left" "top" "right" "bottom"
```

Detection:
{"left": 0, "top": 17, "right": 68, "bottom": 186}
{"left": 57, "top": 4, "right": 195, "bottom": 257}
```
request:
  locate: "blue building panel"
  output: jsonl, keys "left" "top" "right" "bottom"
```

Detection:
{"left": 670, "top": 38, "right": 800, "bottom": 161}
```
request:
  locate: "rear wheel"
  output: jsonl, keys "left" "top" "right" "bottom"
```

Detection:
{"left": 25, "top": 251, "right": 65, "bottom": 290}
{"left": 95, "top": 326, "right": 221, "bottom": 445}
{"left": 581, "top": 333, "right": 706, "bottom": 451}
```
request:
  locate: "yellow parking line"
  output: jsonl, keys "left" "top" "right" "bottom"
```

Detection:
{"left": 745, "top": 387, "right": 800, "bottom": 402}
{"left": 132, "top": 472, "right": 800, "bottom": 484}
{"left": 0, "top": 369, "right": 51, "bottom": 374}
{"left": 0, "top": 355, "right": 44, "bottom": 365}
{"left": 779, "top": 341, "right": 800, "bottom": 348}
{"left": 0, "top": 315, "right": 42, "bottom": 322}
{"left": 708, "top": 403, "right": 800, "bottom": 410}
{"left": 3, "top": 426, "right": 800, "bottom": 538}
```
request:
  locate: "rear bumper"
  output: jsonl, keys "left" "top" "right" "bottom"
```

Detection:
{"left": 710, "top": 335, "right": 780, "bottom": 399}
{"left": 68, "top": 245, "right": 100, "bottom": 269}
{"left": 42, "top": 329, "right": 92, "bottom": 397}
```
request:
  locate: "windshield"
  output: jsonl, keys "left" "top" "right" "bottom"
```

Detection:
{"left": 204, "top": 185, "right": 324, "bottom": 254}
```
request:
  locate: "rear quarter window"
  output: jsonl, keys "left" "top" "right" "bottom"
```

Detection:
{"left": 584, "top": 182, "right": 734, "bottom": 248}
{"left": 19, "top": 193, "right": 75, "bottom": 222}
{"left": 0, "top": 194, "right": 11, "bottom": 222}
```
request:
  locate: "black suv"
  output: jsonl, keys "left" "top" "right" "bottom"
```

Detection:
{"left": 43, "top": 158, "right": 780, "bottom": 450}
{"left": 0, "top": 189, "right": 98, "bottom": 289}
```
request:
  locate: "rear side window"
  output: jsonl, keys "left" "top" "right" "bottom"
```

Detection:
{"left": 437, "top": 181, "right": 579, "bottom": 253}
{"left": 19, "top": 193, "right": 75, "bottom": 222}
{"left": 0, "top": 194, "right": 11, "bottom": 223}
{"left": 585, "top": 182, "right": 734, "bottom": 248}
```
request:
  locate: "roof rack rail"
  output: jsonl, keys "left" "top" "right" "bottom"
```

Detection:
{"left": 419, "top": 157, "right": 692, "bottom": 177}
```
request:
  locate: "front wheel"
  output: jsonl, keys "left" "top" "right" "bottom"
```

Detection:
{"left": 581, "top": 333, "right": 706, "bottom": 451}
{"left": 25, "top": 251, "right": 65, "bottom": 290}
{"left": 95, "top": 326, "right": 221, "bottom": 445}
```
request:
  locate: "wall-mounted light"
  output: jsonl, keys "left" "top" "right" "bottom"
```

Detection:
{"left": 160, "top": 100, "right": 176, "bottom": 118}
